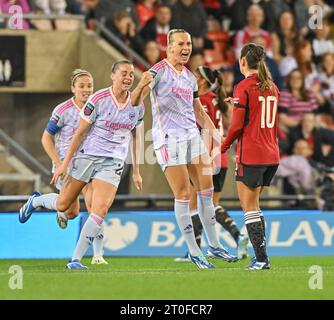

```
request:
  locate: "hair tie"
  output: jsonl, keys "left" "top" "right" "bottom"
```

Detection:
{"left": 198, "top": 66, "right": 213, "bottom": 86}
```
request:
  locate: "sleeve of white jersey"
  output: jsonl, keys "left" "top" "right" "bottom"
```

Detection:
{"left": 44, "top": 106, "right": 65, "bottom": 136}
{"left": 136, "top": 103, "right": 145, "bottom": 127}
{"left": 192, "top": 73, "right": 199, "bottom": 99}
{"left": 51, "top": 106, "right": 65, "bottom": 128}
{"left": 148, "top": 66, "right": 163, "bottom": 90}
{"left": 80, "top": 98, "right": 98, "bottom": 124}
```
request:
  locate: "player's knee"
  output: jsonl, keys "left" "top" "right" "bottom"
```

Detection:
{"left": 175, "top": 189, "right": 190, "bottom": 200}
{"left": 56, "top": 198, "right": 71, "bottom": 213}
{"left": 92, "top": 204, "right": 109, "bottom": 218}
{"left": 66, "top": 210, "right": 79, "bottom": 220}
{"left": 85, "top": 202, "right": 92, "bottom": 213}
{"left": 239, "top": 200, "right": 257, "bottom": 213}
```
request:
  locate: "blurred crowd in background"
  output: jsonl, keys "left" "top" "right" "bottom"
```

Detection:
{"left": 1, "top": 0, "right": 334, "bottom": 203}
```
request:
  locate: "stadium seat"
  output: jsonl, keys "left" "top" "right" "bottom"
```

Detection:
{"left": 204, "top": 30, "right": 235, "bottom": 69}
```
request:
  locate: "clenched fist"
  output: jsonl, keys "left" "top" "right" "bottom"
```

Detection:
{"left": 138, "top": 71, "right": 154, "bottom": 89}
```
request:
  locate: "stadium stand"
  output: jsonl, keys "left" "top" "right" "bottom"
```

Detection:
{"left": 0, "top": 0, "right": 334, "bottom": 211}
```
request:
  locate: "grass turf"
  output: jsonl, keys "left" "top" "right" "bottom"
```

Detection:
{"left": 0, "top": 256, "right": 333, "bottom": 300}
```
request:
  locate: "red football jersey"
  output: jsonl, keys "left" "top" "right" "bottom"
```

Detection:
{"left": 200, "top": 91, "right": 228, "bottom": 168}
{"left": 221, "top": 73, "right": 280, "bottom": 165}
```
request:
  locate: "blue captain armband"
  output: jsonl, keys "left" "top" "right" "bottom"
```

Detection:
{"left": 45, "top": 120, "right": 61, "bottom": 135}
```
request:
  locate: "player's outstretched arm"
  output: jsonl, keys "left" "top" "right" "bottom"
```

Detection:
{"left": 50, "top": 118, "right": 91, "bottom": 185}
{"left": 193, "top": 98, "right": 216, "bottom": 131}
{"left": 222, "top": 102, "right": 233, "bottom": 131}
{"left": 131, "top": 126, "right": 143, "bottom": 191}
{"left": 193, "top": 98, "right": 221, "bottom": 152}
{"left": 41, "top": 131, "right": 62, "bottom": 169}
{"left": 221, "top": 104, "right": 246, "bottom": 153}
{"left": 131, "top": 71, "right": 153, "bottom": 106}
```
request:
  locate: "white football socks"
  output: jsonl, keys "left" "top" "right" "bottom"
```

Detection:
{"left": 174, "top": 199, "right": 202, "bottom": 256}
{"left": 197, "top": 188, "right": 220, "bottom": 248}
{"left": 32, "top": 193, "right": 58, "bottom": 210}
{"left": 92, "top": 222, "right": 105, "bottom": 257}
{"left": 72, "top": 213, "right": 103, "bottom": 261}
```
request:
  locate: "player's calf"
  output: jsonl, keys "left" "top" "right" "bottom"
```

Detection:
{"left": 215, "top": 206, "right": 240, "bottom": 243}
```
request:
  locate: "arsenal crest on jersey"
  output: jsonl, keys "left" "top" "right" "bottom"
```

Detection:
{"left": 84, "top": 103, "right": 94, "bottom": 116}
{"left": 129, "top": 112, "right": 136, "bottom": 121}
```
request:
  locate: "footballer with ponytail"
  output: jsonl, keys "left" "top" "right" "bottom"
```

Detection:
{"left": 196, "top": 66, "right": 228, "bottom": 113}
{"left": 240, "top": 43, "right": 273, "bottom": 93}
{"left": 221, "top": 43, "right": 280, "bottom": 270}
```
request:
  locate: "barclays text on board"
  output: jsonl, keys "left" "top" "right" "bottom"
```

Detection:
{"left": 1, "top": 211, "right": 333, "bottom": 258}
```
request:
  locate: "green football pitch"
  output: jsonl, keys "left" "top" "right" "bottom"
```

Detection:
{"left": 1, "top": 257, "right": 333, "bottom": 300}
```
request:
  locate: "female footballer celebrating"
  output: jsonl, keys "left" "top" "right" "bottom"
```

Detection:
{"left": 20, "top": 61, "right": 144, "bottom": 269}
{"left": 132, "top": 29, "right": 237, "bottom": 269}
{"left": 20, "top": 69, "right": 107, "bottom": 264}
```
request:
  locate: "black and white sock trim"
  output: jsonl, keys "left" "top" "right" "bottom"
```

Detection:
{"left": 244, "top": 211, "right": 261, "bottom": 225}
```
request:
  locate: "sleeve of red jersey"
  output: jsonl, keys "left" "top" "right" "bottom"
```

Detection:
{"left": 221, "top": 84, "right": 247, "bottom": 153}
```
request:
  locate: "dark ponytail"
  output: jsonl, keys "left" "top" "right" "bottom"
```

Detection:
{"left": 197, "top": 66, "right": 228, "bottom": 114}
{"left": 213, "top": 69, "right": 228, "bottom": 114}
{"left": 240, "top": 43, "right": 273, "bottom": 93}
{"left": 258, "top": 59, "right": 273, "bottom": 93}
